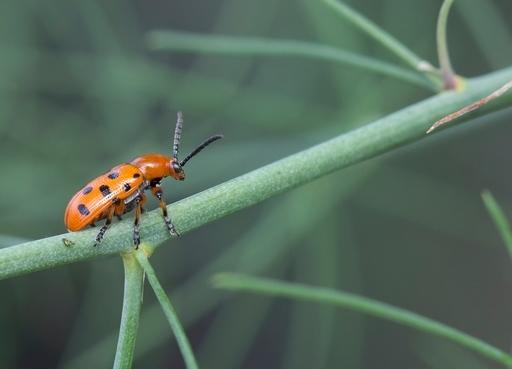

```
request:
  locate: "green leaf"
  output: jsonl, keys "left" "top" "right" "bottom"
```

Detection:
{"left": 436, "top": 0, "right": 457, "bottom": 89}
{"left": 147, "top": 31, "right": 433, "bottom": 90}
{"left": 213, "top": 273, "right": 512, "bottom": 367}
{"left": 321, "top": 0, "right": 435, "bottom": 80}
{"left": 135, "top": 248, "right": 199, "bottom": 369}
{"left": 481, "top": 190, "right": 512, "bottom": 258}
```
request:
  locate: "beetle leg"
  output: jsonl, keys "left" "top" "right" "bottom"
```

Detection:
{"left": 139, "top": 193, "right": 147, "bottom": 208}
{"left": 133, "top": 196, "right": 142, "bottom": 248}
{"left": 114, "top": 200, "right": 125, "bottom": 221}
{"left": 150, "top": 184, "right": 180, "bottom": 237}
{"left": 94, "top": 206, "right": 115, "bottom": 246}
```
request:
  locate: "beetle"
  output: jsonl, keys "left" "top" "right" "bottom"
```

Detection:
{"left": 64, "top": 112, "right": 222, "bottom": 248}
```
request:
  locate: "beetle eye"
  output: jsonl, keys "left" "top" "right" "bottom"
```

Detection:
{"left": 172, "top": 162, "right": 181, "bottom": 172}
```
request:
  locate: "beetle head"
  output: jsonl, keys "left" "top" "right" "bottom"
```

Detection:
{"left": 169, "top": 159, "right": 185, "bottom": 181}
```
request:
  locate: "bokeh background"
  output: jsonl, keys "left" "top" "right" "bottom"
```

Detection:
{"left": 1, "top": 0, "right": 512, "bottom": 368}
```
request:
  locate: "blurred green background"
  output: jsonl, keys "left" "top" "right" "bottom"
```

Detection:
{"left": 1, "top": 0, "right": 512, "bottom": 368}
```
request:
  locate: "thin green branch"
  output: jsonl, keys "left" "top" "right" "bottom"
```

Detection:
{"left": 147, "top": 31, "right": 433, "bottom": 90}
{"left": 437, "top": 0, "right": 457, "bottom": 90}
{"left": 213, "top": 273, "right": 512, "bottom": 367}
{"left": 113, "top": 253, "right": 145, "bottom": 369}
{"left": 481, "top": 190, "right": 512, "bottom": 259}
{"left": 320, "top": 0, "right": 439, "bottom": 87}
{"left": 1, "top": 66, "right": 512, "bottom": 281}
{"left": 134, "top": 248, "right": 199, "bottom": 369}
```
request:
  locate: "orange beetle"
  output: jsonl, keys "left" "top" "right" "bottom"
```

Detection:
{"left": 64, "top": 112, "right": 222, "bottom": 247}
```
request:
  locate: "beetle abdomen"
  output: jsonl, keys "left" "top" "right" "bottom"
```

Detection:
{"left": 64, "top": 164, "right": 145, "bottom": 231}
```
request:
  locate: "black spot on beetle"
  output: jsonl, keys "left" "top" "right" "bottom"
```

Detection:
{"left": 133, "top": 173, "right": 141, "bottom": 178}
{"left": 82, "top": 186, "right": 93, "bottom": 195}
{"left": 123, "top": 183, "right": 131, "bottom": 192}
{"left": 99, "top": 184, "right": 111, "bottom": 197}
{"left": 107, "top": 171, "right": 119, "bottom": 179}
{"left": 78, "top": 204, "right": 90, "bottom": 216}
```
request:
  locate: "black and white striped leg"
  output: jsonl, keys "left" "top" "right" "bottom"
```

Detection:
{"left": 94, "top": 207, "right": 115, "bottom": 246}
{"left": 133, "top": 197, "right": 142, "bottom": 248}
{"left": 152, "top": 186, "right": 180, "bottom": 237}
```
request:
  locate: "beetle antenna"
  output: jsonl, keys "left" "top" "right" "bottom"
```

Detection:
{"left": 173, "top": 111, "right": 183, "bottom": 160}
{"left": 180, "top": 134, "right": 223, "bottom": 167}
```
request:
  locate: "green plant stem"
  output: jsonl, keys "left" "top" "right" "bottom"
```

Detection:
{"left": 147, "top": 31, "right": 433, "bottom": 90}
{"left": 437, "top": 0, "right": 457, "bottom": 89}
{"left": 113, "top": 253, "right": 144, "bottom": 369}
{"left": 321, "top": 0, "right": 439, "bottom": 87}
{"left": 481, "top": 190, "right": 512, "bottom": 259}
{"left": 213, "top": 273, "right": 512, "bottom": 367}
{"left": 1, "top": 66, "right": 512, "bottom": 281}
{"left": 134, "top": 248, "right": 199, "bottom": 369}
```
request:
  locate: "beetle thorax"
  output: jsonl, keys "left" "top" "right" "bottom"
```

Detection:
{"left": 130, "top": 154, "right": 173, "bottom": 181}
